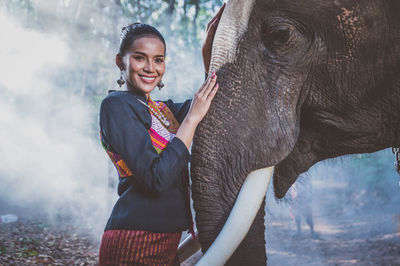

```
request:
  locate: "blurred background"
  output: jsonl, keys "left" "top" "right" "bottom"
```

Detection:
{"left": 0, "top": 0, "right": 399, "bottom": 265}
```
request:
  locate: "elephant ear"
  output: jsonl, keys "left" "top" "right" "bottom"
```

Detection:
{"left": 271, "top": 142, "right": 313, "bottom": 199}
{"left": 272, "top": 165, "right": 298, "bottom": 199}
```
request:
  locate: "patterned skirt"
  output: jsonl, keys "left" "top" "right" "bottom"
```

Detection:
{"left": 99, "top": 230, "right": 182, "bottom": 266}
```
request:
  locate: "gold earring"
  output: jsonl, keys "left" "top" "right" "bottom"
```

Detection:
{"left": 117, "top": 71, "right": 125, "bottom": 87}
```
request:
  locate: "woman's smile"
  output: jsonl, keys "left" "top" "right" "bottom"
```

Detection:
{"left": 119, "top": 36, "right": 166, "bottom": 96}
{"left": 139, "top": 74, "right": 157, "bottom": 83}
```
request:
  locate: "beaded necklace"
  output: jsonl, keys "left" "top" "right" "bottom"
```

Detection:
{"left": 136, "top": 97, "right": 170, "bottom": 128}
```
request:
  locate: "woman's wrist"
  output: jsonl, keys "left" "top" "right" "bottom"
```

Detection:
{"left": 182, "top": 114, "right": 200, "bottom": 128}
{"left": 175, "top": 114, "right": 200, "bottom": 150}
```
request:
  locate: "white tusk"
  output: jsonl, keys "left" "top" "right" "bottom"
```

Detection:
{"left": 195, "top": 166, "right": 274, "bottom": 266}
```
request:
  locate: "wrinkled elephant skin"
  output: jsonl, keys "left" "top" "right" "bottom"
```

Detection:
{"left": 191, "top": 0, "right": 400, "bottom": 265}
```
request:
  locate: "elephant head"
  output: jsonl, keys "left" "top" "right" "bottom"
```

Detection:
{"left": 191, "top": 0, "right": 400, "bottom": 265}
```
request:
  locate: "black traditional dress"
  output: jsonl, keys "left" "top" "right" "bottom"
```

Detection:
{"left": 98, "top": 90, "right": 193, "bottom": 265}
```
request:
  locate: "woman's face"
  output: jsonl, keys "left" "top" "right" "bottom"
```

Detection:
{"left": 120, "top": 36, "right": 165, "bottom": 96}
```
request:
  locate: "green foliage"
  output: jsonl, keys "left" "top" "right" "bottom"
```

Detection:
{"left": 346, "top": 150, "right": 398, "bottom": 201}
{"left": 4, "top": 1, "right": 220, "bottom": 84}
{"left": 19, "top": 248, "right": 38, "bottom": 258}
{"left": 117, "top": 0, "right": 224, "bottom": 48}
{"left": 0, "top": 245, "right": 6, "bottom": 255}
{"left": 1, "top": 0, "right": 33, "bottom": 14}
{"left": 1, "top": 0, "right": 222, "bottom": 136}
{"left": 18, "top": 237, "right": 36, "bottom": 244}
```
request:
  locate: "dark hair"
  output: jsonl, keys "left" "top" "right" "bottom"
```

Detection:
{"left": 119, "top": 22, "right": 166, "bottom": 56}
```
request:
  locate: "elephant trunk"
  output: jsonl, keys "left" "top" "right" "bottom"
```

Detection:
{"left": 194, "top": 168, "right": 273, "bottom": 266}
{"left": 191, "top": 0, "right": 291, "bottom": 264}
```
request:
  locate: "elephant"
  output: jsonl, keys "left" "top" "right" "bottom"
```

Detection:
{"left": 189, "top": 0, "right": 400, "bottom": 265}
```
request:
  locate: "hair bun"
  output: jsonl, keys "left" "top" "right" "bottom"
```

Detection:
{"left": 118, "top": 23, "right": 166, "bottom": 56}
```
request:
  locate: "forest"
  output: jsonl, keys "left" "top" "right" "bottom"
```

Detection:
{"left": 0, "top": 0, "right": 399, "bottom": 265}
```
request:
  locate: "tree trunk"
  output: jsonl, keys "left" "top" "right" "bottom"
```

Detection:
{"left": 182, "top": 0, "right": 189, "bottom": 44}
{"left": 193, "top": 0, "right": 200, "bottom": 38}
{"left": 167, "top": 0, "right": 175, "bottom": 16}
{"left": 136, "top": 0, "right": 142, "bottom": 21}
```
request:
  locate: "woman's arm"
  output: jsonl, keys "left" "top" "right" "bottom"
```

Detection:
{"left": 100, "top": 73, "right": 218, "bottom": 194}
{"left": 100, "top": 95, "right": 190, "bottom": 195}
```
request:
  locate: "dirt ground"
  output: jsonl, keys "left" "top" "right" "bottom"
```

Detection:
{"left": 1, "top": 177, "right": 399, "bottom": 265}
{"left": 265, "top": 177, "right": 400, "bottom": 266}
{"left": 0, "top": 220, "right": 98, "bottom": 265}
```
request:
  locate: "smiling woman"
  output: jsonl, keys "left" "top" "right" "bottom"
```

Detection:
{"left": 97, "top": 15, "right": 223, "bottom": 266}
{"left": 116, "top": 24, "right": 166, "bottom": 94}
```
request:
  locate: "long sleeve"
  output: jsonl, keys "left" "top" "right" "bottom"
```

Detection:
{"left": 100, "top": 95, "right": 190, "bottom": 196}
{"left": 162, "top": 99, "right": 192, "bottom": 124}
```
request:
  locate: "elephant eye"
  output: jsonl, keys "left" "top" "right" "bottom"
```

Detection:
{"left": 269, "top": 28, "right": 290, "bottom": 46}
{"left": 260, "top": 17, "right": 310, "bottom": 58}
{"left": 261, "top": 25, "right": 292, "bottom": 49}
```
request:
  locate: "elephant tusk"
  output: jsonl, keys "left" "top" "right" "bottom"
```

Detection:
{"left": 195, "top": 166, "right": 274, "bottom": 266}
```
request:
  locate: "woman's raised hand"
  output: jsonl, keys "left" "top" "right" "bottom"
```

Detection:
{"left": 187, "top": 72, "right": 219, "bottom": 124}
{"left": 175, "top": 72, "right": 218, "bottom": 149}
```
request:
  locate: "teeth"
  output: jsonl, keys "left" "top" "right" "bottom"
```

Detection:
{"left": 141, "top": 76, "right": 155, "bottom": 81}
